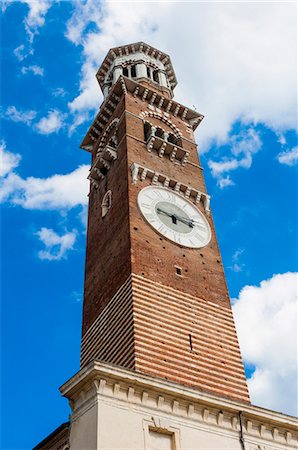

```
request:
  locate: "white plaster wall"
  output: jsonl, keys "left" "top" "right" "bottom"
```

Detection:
{"left": 98, "top": 402, "right": 145, "bottom": 449}
{"left": 63, "top": 365, "right": 297, "bottom": 450}
{"left": 94, "top": 398, "right": 243, "bottom": 450}
{"left": 70, "top": 401, "right": 98, "bottom": 450}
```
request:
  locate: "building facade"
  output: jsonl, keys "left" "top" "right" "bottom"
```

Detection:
{"left": 34, "top": 42, "right": 297, "bottom": 450}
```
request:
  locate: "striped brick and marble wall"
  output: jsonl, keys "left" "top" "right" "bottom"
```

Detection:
{"left": 81, "top": 274, "right": 249, "bottom": 404}
{"left": 80, "top": 276, "right": 134, "bottom": 369}
{"left": 132, "top": 274, "right": 249, "bottom": 403}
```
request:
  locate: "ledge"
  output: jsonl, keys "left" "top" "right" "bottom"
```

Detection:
{"left": 60, "top": 360, "right": 298, "bottom": 445}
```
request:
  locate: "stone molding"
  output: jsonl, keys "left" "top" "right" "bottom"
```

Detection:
{"left": 96, "top": 42, "right": 177, "bottom": 90}
{"left": 130, "top": 162, "right": 211, "bottom": 215}
{"left": 60, "top": 362, "right": 298, "bottom": 449}
{"left": 140, "top": 111, "right": 182, "bottom": 137}
{"left": 80, "top": 76, "right": 203, "bottom": 151}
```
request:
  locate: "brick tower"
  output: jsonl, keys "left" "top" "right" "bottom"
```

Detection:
{"left": 80, "top": 42, "right": 249, "bottom": 404}
{"left": 35, "top": 42, "right": 298, "bottom": 450}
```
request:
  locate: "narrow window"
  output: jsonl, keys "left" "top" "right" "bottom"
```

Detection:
{"left": 171, "top": 215, "right": 177, "bottom": 225}
{"left": 189, "top": 334, "right": 193, "bottom": 351}
{"left": 144, "top": 122, "right": 151, "bottom": 141}
{"left": 168, "top": 133, "right": 176, "bottom": 144}
{"left": 155, "top": 127, "right": 164, "bottom": 139}
{"left": 146, "top": 66, "right": 151, "bottom": 79}
{"left": 153, "top": 69, "right": 159, "bottom": 83}
{"left": 123, "top": 67, "right": 129, "bottom": 77}
{"left": 131, "top": 65, "right": 136, "bottom": 78}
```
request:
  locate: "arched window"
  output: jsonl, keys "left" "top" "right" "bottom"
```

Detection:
{"left": 144, "top": 122, "right": 151, "bottom": 141}
{"left": 102, "top": 190, "right": 112, "bottom": 218}
{"left": 168, "top": 133, "right": 182, "bottom": 147}
{"left": 146, "top": 66, "right": 160, "bottom": 85}
{"left": 155, "top": 127, "right": 164, "bottom": 139}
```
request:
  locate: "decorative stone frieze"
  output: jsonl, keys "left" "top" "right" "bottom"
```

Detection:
{"left": 142, "top": 117, "right": 190, "bottom": 165}
{"left": 81, "top": 76, "right": 203, "bottom": 151}
{"left": 88, "top": 145, "right": 118, "bottom": 187}
{"left": 95, "top": 118, "right": 119, "bottom": 156}
{"left": 130, "top": 162, "right": 211, "bottom": 214}
{"left": 140, "top": 110, "right": 181, "bottom": 136}
{"left": 60, "top": 362, "right": 298, "bottom": 450}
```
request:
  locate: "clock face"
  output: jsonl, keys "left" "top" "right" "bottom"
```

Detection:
{"left": 138, "top": 186, "right": 211, "bottom": 248}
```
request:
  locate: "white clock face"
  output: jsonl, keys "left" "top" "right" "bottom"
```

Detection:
{"left": 138, "top": 186, "right": 211, "bottom": 248}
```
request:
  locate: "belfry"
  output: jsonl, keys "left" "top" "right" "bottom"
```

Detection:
{"left": 34, "top": 42, "right": 297, "bottom": 450}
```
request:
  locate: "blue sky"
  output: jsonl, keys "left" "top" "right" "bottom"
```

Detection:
{"left": 1, "top": 2, "right": 297, "bottom": 449}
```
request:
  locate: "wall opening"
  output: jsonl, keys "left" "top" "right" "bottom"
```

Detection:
{"left": 189, "top": 334, "right": 193, "bottom": 351}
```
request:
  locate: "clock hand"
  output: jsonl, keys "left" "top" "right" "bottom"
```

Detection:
{"left": 156, "top": 207, "right": 173, "bottom": 218}
{"left": 174, "top": 215, "right": 194, "bottom": 228}
{"left": 156, "top": 208, "right": 194, "bottom": 228}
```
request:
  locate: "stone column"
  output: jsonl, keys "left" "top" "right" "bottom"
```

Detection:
{"left": 159, "top": 71, "right": 168, "bottom": 88}
{"left": 113, "top": 66, "right": 123, "bottom": 83}
{"left": 103, "top": 84, "right": 110, "bottom": 98}
{"left": 136, "top": 62, "right": 147, "bottom": 79}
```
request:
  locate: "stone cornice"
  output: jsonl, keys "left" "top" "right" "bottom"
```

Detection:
{"left": 60, "top": 361, "right": 298, "bottom": 445}
{"left": 96, "top": 41, "right": 177, "bottom": 90}
{"left": 130, "top": 162, "right": 211, "bottom": 215}
{"left": 80, "top": 76, "right": 204, "bottom": 152}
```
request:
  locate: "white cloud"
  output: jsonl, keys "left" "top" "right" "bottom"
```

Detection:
{"left": 233, "top": 272, "right": 298, "bottom": 415}
{"left": 208, "top": 128, "right": 262, "bottom": 186}
{"left": 68, "top": 112, "right": 90, "bottom": 136}
{"left": 277, "top": 133, "right": 287, "bottom": 146}
{"left": 36, "top": 227, "right": 77, "bottom": 261}
{"left": 5, "top": 105, "right": 36, "bottom": 125}
{"left": 78, "top": 204, "right": 88, "bottom": 229}
{"left": 217, "top": 176, "right": 235, "bottom": 189}
{"left": 233, "top": 248, "right": 245, "bottom": 261}
{"left": 277, "top": 147, "right": 298, "bottom": 167}
{"left": 64, "top": 2, "right": 296, "bottom": 146}
{"left": 21, "top": 65, "right": 44, "bottom": 76}
{"left": 35, "top": 110, "right": 66, "bottom": 135}
{"left": 0, "top": 140, "right": 89, "bottom": 213}
{"left": 228, "top": 248, "right": 245, "bottom": 272}
{"left": 0, "top": 141, "right": 21, "bottom": 177}
{"left": 209, "top": 159, "right": 239, "bottom": 178}
{"left": 0, "top": 164, "right": 89, "bottom": 210}
{"left": 52, "top": 87, "right": 67, "bottom": 98}
{"left": 65, "top": 0, "right": 102, "bottom": 46}
{"left": 23, "top": 0, "right": 51, "bottom": 30}
{"left": 4, "top": 0, "right": 53, "bottom": 59}
{"left": 13, "top": 44, "right": 31, "bottom": 62}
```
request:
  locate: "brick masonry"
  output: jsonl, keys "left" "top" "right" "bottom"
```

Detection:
{"left": 81, "top": 79, "right": 250, "bottom": 403}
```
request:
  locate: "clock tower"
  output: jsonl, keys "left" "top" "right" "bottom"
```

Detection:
{"left": 79, "top": 41, "right": 249, "bottom": 404}
{"left": 34, "top": 42, "right": 298, "bottom": 450}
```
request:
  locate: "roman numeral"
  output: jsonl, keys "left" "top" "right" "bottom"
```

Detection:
{"left": 157, "top": 224, "right": 167, "bottom": 234}
{"left": 141, "top": 203, "right": 152, "bottom": 209}
{"left": 194, "top": 224, "right": 206, "bottom": 232}
{"left": 175, "top": 235, "right": 181, "bottom": 244}
{"left": 193, "top": 232, "right": 204, "bottom": 242}
{"left": 145, "top": 213, "right": 158, "bottom": 222}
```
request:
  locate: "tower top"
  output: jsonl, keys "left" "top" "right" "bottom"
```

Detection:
{"left": 96, "top": 41, "right": 177, "bottom": 99}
